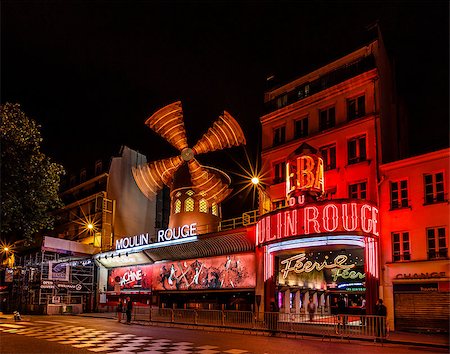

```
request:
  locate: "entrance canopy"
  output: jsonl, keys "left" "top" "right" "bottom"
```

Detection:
{"left": 96, "top": 228, "right": 254, "bottom": 268}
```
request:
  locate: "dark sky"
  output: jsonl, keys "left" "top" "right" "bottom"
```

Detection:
{"left": 2, "top": 1, "right": 449, "bottom": 213}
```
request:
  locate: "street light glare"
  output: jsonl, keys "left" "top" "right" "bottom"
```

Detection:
{"left": 3, "top": 247, "right": 9, "bottom": 252}
{"left": 87, "top": 223, "right": 94, "bottom": 230}
{"left": 251, "top": 177, "right": 259, "bottom": 185}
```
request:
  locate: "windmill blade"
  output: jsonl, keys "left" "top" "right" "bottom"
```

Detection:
{"left": 132, "top": 155, "right": 184, "bottom": 199}
{"left": 145, "top": 101, "right": 189, "bottom": 152}
{"left": 187, "top": 158, "right": 233, "bottom": 204}
{"left": 192, "top": 111, "right": 246, "bottom": 155}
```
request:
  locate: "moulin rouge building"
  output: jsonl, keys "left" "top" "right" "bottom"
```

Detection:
{"left": 92, "top": 39, "right": 448, "bottom": 332}
{"left": 258, "top": 38, "right": 449, "bottom": 331}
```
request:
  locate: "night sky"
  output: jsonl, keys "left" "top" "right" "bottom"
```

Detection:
{"left": 2, "top": 1, "right": 448, "bottom": 213}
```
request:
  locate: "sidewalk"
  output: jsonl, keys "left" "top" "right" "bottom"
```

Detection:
{"left": 77, "top": 312, "right": 449, "bottom": 349}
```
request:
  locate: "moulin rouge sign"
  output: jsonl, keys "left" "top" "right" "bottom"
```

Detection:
{"left": 256, "top": 147, "right": 379, "bottom": 246}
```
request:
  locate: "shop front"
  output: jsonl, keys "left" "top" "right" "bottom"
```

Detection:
{"left": 96, "top": 226, "right": 257, "bottom": 311}
{"left": 256, "top": 199, "right": 380, "bottom": 317}
{"left": 385, "top": 261, "right": 449, "bottom": 332}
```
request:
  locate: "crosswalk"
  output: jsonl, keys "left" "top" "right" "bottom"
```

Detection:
{"left": 0, "top": 321, "right": 250, "bottom": 353}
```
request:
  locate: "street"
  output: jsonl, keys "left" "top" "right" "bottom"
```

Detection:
{"left": 0, "top": 316, "right": 446, "bottom": 354}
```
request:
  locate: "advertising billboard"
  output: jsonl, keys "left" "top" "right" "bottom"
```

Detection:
{"left": 107, "top": 264, "right": 153, "bottom": 291}
{"left": 153, "top": 253, "right": 256, "bottom": 291}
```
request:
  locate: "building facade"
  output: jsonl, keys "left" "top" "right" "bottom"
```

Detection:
{"left": 379, "top": 148, "right": 450, "bottom": 331}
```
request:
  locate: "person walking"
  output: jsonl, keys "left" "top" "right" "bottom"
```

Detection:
{"left": 375, "top": 298, "right": 387, "bottom": 341}
{"left": 307, "top": 298, "right": 316, "bottom": 322}
{"left": 125, "top": 297, "right": 133, "bottom": 325}
{"left": 336, "top": 295, "right": 347, "bottom": 334}
{"left": 117, "top": 299, "right": 123, "bottom": 323}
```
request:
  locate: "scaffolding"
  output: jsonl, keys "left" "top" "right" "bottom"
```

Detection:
{"left": 11, "top": 250, "right": 95, "bottom": 314}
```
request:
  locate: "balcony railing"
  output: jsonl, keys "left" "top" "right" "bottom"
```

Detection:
{"left": 428, "top": 249, "right": 448, "bottom": 260}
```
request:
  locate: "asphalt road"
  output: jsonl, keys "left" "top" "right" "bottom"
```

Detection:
{"left": 0, "top": 316, "right": 446, "bottom": 354}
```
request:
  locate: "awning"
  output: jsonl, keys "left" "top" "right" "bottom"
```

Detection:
{"left": 96, "top": 227, "right": 255, "bottom": 268}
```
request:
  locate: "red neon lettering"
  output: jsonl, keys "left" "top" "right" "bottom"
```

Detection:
{"left": 298, "top": 156, "right": 315, "bottom": 189}
{"left": 361, "top": 204, "right": 373, "bottom": 233}
{"left": 284, "top": 210, "right": 297, "bottom": 237}
{"left": 314, "top": 158, "right": 324, "bottom": 192}
{"left": 342, "top": 203, "right": 358, "bottom": 231}
{"left": 304, "top": 206, "right": 320, "bottom": 234}
{"left": 322, "top": 204, "right": 338, "bottom": 232}
{"left": 372, "top": 207, "right": 379, "bottom": 236}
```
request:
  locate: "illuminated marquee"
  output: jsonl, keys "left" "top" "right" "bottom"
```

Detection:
{"left": 157, "top": 223, "right": 197, "bottom": 242}
{"left": 115, "top": 233, "right": 150, "bottom": 250}
{"left": 286, "top": 153, "right": 325, "bottom": 197}
{"left": 256, "top": 200, "right": 379, "bottom": 246}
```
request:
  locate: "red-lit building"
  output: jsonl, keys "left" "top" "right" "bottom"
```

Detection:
{"left": 257, "top": 38, "right": 449, "bottom": 332}
{"left": 379, "top": 148, "right": 449, "bottom": 331}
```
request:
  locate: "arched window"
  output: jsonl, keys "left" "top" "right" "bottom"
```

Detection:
{"left": 199, "top": 199, "right": 208, "bottom": 213}
{"left": 186, "top": 190, "right": 195, "bottom": 196}
{"left": 212, "top": 203, "right": 218, "bottom": 216}
{"left": 185, "top": 197, "right": 194, "bottom": 212}
{"left": 174, "top": 199, "right": 181, "bottom": 214}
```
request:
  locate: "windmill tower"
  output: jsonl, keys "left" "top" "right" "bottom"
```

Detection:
{"left": 132, "top": 102, "right": 246, "bottom": 234}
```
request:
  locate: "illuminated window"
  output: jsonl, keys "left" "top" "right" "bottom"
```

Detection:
{"left": 175, "top": 192, "right": 182, "bottom": 198}
{"left": 185, "top": 197, "right": 194, "bottom": 212}
{"left": 273, "top": 161, "right": 286, "bottom": 184}
{"left": 320, "top": 144, "right": 336, "bottom": 170}
{"left": 347, "top": 95, "right": 365, "bottom": 121}
{"left": 392, "top": 232, "right": 410, "bottom": 262}
{"left": 186, "top": 190, "right": 195, "bottom": 197}
{"left": 319, "top": 107, "right": 335, "bottom": 131}
{"left": 390, "top": 180, "right": 409, "bottom": 209}
{"left": 297, "top": 84, "right": 310, "bottom": 99}
{"left": 174, "top": 199, "right": 181, "bottom": 213}
{"left": 199, "top": 199, "right": 208, "bottom": 213}
{"left": 294, "top": 117, "right": 308, "bottom": 139}
{"left": 273, "top": 126, "right": 286, "bottom": 146}
{"left": 424, "top": 172, "right": 445, "bottom": 204}
{"left": 347, "top": 135, "right": 366, "bottom": 164}
{"left": 349, "top": 181, "right": 367, "bottom": 199}
{"left": 276, "top": 94, "right": 288, "bottom": 108}
{"left": 427, "top": 227, "right": 447, "bottom": 259}
{"left": 212, "top": 203, "right": 218, "bottom": 216}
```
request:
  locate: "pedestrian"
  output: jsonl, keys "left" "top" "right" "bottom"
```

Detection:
{"left": 375, "top": 298, "right": 387, "bottom": 341}
{"left": 360, "top": 296, "right": 366, "bottom": 325}
{"left": 307, "top": 298, "right": 316, "bottom": 322}
{"left": 336, "top": 295, "right": 347, "bottom": 334}
{"left": 117, "top": 299, "right": 123, "bottom": 323}
{"left": 125, "top": 297, "right": 133, "bottom": 324}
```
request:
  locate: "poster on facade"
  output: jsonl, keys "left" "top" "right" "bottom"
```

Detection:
{"left": 277, "top": 249, "right": 365, "bottom": 290}
{"left": 153, "top": 253, "right": 256, "bottom": 291}
{"left": 107, "top": 264, "right": 153, "bottom": 291}
{"left": 4, "top": 268, "right": 13, "bottom": 283}
{"left": 48, "top": 261, "right": 70, "bottom": 281}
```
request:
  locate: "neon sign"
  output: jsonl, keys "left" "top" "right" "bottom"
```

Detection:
{"left": 115, "top": 233, "right": 150, "bottom": 250}
{"left": 286, "top": 154, "right": 325, "bottom": 197}
{"left": 280, "top": 253, "right": 356, "bottom": 279}
{"left": 157, "top": 223, "right": 197, "bottom": 242}
{"left": 256, "top": 200, "right": 379, "bottom": 246}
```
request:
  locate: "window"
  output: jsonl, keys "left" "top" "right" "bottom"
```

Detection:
{"left": 294, "top": 117, "right": 308, "bottom": 139}
{"left": 273, "top": 126, "right": 286, "bottom": 146}
{"left": 272, "top": 199, "right": 287, "bottom": 210}
{"left": 69, "top": 175, "right": 76, "bottom": 187}
{"left": 349, "top": 181, "right": 367, "bottom": 199}
{"left": 186, "top": 190, "right": 195, "bottom": 196}
{"left": 276, "top": 94, "right": 288, "bottom": 108}
{"left": 297, "top": 84, "right": 310, "bottom": 100}
{"left": 325, "top": 186, "right": 337, "bottom": 200}
{"left": 80, "top": 168, "right": 87, "bottom": 183}
{"left": 95, "top": 160, "right": 103, "bottom": 175}
{"left": 424, "top": 172, "right": 445, "bottom": 204}
{"left": 320, "top": 144, "right": 336, "bottom": 170}
{"left": 348, "top": 135, "right": 367, "bottom": 164}
{"left": 199, "top": 199, "right": 208, "bottom": 213}
{"left": 185, "top": 197, "right": 194, "bottom": 212}
{"left": 273, "top": 161, "right": 286, "bottom": 184}
{"left": 427, "top": 227, "right": 447, "bottom": 259}
{"left": 347, "top": 95, "right": 366, "bottom": 121}
{"left": 211, "top": 203, "right": 218, "bottom": 216}
{"left": 319, "top": 107, "right": 335, "bottom": 131}
{"left": 174, "top": 199, "right": 181, "bottom": 214}
{"left": 392, "top": 232, "right": 411, "bottom": 262}
{"left": 390, "top": 180, "right": 409, "bottom": 209}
